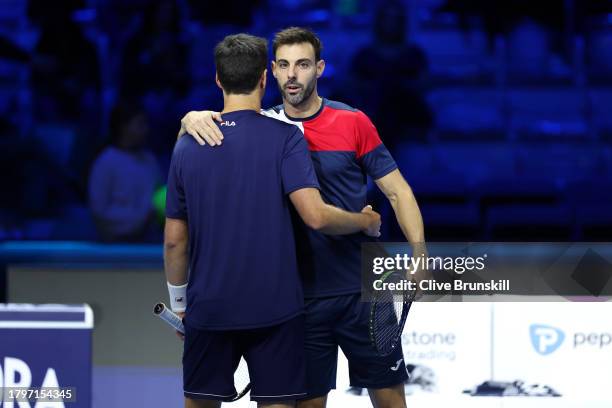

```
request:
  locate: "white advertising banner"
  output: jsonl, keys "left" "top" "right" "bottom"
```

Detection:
{"left": 399, "top": 302, "right": 492, "bottom": 395}
{"left": 492, "top": 302, "right": 612, "bottom": 400}
{"left": 233, "top": 302, "right": 612, "bottom": 407}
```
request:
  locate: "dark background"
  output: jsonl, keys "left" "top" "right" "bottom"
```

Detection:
{"left": 0, "top": 0, "right": 611, "bottom": 243}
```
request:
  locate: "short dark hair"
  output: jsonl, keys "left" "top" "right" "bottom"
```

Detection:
{"left": 272, "top": 27, "right": 322, "bottom": 61}
{"left": 214, "top": 34, "right": 268, "bottom": 95}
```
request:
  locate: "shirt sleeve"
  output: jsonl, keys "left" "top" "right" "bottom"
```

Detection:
{"left": 355, "top": 110, "right": 398, "bottom": 180}
{"left": 165, "top": 146, "right": 187, "bottom": 220}
{"left": 281, "top": 126, "right": 320, "bottom": 195}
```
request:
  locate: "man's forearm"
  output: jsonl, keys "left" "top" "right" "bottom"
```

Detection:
{"left": 164, "top": 218, "right": 189, "bottom": 312}
{"left": 164, "top": 242, "right": 189, "bottom": 285}
{"left": 318, "top": 204, "right": 368, "bottom": 235}
{"left": 376, "top": 171, "right": 427, "bottom": 290}
{"left": 289, "top": 188, "right": 378, "bottom": 236}
{"left": 389, "top": 189, "right": 425, "bottom": 246}
{"left": 390, "top": 189, "right": 429, "bottom": 291}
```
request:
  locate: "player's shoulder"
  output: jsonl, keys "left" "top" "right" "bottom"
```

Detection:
{"left": 324, "top": 99, "right": 359, "bottom": 113}
{"left": 260, "top": 106, "right": 301, "bottom": 134}
{"left": 323, "top": 99, "right": 371, "bottom": 126}
{"left": 266, "top": 103, "right": 285, "bottom": 115}
{"left": 261, "top": 104, "right": 288, "bottom": 122}
{"left": 173, "top": 134, "right": 198, "bottom": 155}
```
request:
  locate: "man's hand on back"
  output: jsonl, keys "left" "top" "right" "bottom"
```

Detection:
{"left": 178, "top": 110, "right": 224, "bottom": 146}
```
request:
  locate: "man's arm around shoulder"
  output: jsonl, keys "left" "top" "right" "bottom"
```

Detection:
{"left": 289, "top": 188, "right": 381, "bottom": 237}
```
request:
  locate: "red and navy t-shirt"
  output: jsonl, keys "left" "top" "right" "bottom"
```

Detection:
{"left": 264, "top": 99, "right": 398, "bottom": 298}
{"left": 166, "top": 109, "right": 319, "bottom": 329}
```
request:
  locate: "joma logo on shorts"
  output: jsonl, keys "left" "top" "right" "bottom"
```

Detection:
{"left": 220, "top": 121, "right": 236, "bottom": 127}
{"left": 390, "top": 359, "right": 403, "bottom": 371}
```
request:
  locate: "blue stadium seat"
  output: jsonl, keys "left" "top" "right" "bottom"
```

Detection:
{"left": 430, "top": 143, "right": 516, "bottom": 182}
{"left": 415, "top": 28, "right": 492, "bottom": 83}
{"left": 590, "top": 87, "right": 612, "bottom": 139}
{"left": 515, "top": 144, "right": 604, "bottom": 183}
{"left": 506, "top": 87, "right": 589, "bottom": 140}
{"left": 484, "top": 204, "right": 572, "bottom": 241}
{"left": 566, "top": 179, "right": 612, "bottom": 241}
{"left": 427, "top": 87, "right": 504, "bottom": 140}
{"left": 479, "top": 177, "right": 569, "bottom": 240}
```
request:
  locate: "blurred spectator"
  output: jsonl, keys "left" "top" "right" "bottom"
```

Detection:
{"left": 188, "top": 0, "right": 262, "bottom": 27}
{"left": 120, "top": 0, "right": 190, "bottom": 159}
{"left": 121, "top": 0, "right": 189, "bottom": 97}
{"left": 348, "top": 0, "right": 433, "bottom": 150}
{"left": 28, "top": 0, "right": 100, "bottom": 122}
{"left": 440, "top": 0, "right": 565, "bottom": 41}
{"left": 0, "top": 35, "right": 29, "bottom": 63}
{"left": 440, "top": 0, "right": 567, "bottom": 64}
{"left": 575, "top": 0, "right": 612, "bottom": 33}
{"left": 89, "top": 102, "right": 161, "bottom": 242}
{"left": 96, "top": 0, "right": 149, "bottom": 86}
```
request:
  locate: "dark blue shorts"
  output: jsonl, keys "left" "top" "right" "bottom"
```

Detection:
{"left": 302, "top": 293, "right": 408, "bottom": 398}
{"left": 183, "top": 315, "right": 306, "bottom": 402}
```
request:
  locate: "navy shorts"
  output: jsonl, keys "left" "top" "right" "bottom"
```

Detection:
{"left": 302, "top": 293, "right": 408, "bottom": 398}
{"left": 183, "top": 315, "right": 306, "bottom": 402}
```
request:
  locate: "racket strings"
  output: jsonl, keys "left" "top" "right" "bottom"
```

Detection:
{"left": 373, "top": 290, "right": 406, "bottom": 354}
{"left": 393, "top": 298, "right": 404, "bottom": 321}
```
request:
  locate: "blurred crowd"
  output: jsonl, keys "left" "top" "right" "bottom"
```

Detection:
{"left": 0, "top": 0, "right": 611, "bottom": 242}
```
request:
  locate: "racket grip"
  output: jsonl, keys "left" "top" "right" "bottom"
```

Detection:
{"left": 153, "top": 302, "right": 185, "bottom": 334}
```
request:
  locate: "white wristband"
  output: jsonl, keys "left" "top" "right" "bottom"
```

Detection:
{"left": 167, "top": 282, "right": 187, "bottom": 313}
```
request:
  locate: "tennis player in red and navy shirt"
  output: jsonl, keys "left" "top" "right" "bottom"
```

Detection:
{"left": 265, "top": 99, "right": 398, "bottom": 298}
{"left": 179, "top": 28, "right": 426, "bottom": 408}
{"left": 165, "top": 34, "right": 382, "bottom": 408}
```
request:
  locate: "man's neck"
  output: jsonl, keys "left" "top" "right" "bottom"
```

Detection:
{"left": 283, "top": 92, "right": 322, "bottom": 119}
{"left": 222, "top": 94, "right": 261, "bottom": 114}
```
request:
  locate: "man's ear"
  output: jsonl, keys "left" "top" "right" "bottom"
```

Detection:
{"left": 215, "top": 72, "right": 222, "bottom": 89}
{"left": 261, "top": 68, "right": 267, "bottom": 89}
{"left": 316, "top": 59, "right": 325, "bottom": 79}
{"left": 271, "top": 60, "right": 278, "bottom": 79}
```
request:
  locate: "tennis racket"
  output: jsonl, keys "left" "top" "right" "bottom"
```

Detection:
{"left": 153, "top": 302, "right": 252, "bottom": 401}
{"left": 369, "top": 271, "right": 416, "bottom": 356}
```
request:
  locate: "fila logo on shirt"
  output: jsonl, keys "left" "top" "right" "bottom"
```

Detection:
{"left": 220, "top": 121, "right": 236, "bottom": 127}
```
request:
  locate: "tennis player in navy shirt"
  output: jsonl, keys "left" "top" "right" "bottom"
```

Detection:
{"left": 163, "top": 34, "right": 382, "bottom": 408}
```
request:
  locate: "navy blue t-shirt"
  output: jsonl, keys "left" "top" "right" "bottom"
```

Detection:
{"left": 165, "top": 109, "right": 319, "bottom": 330}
